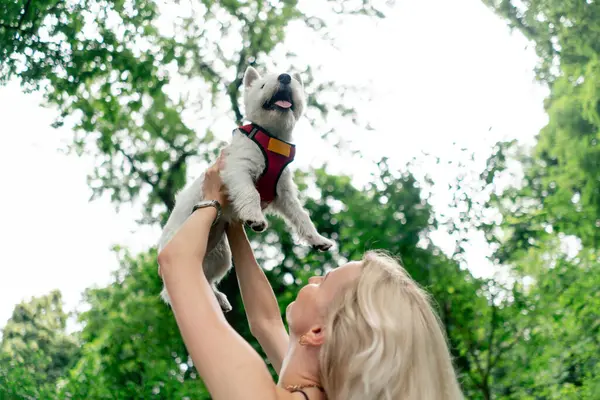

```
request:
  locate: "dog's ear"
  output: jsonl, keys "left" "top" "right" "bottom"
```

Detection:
{"left": 244, "top": 66, "right": 261, "bottom": 88}
{"left": 292, "top": 72, "right": 304, "bottom": 88}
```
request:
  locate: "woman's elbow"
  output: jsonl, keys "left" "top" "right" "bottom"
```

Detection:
{"left": 249, "top": 318, "right": 280, "bottom": 340}
{"left": 157, "top": 242, "right": 188, "bottom": 270}
{"left": 157, "top": 247, "right": 173, "bottom": 269}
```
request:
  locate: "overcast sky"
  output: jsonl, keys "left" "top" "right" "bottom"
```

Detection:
{"left": 0, "top": 0, "right": 548, "bottom": 330}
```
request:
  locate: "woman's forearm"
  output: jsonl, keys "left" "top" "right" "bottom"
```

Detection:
{"left": 158, "top": 205, "right": 226, "bottom": 326}
{"left": 226, "top": 223, "right": 282, "bottom": 328}
{"left": 158, "top": 206, "right": 217, "bottom": 269}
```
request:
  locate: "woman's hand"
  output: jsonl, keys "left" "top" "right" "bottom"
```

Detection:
{"left": 203, "top": 151, "right": 228, "bottom": 207}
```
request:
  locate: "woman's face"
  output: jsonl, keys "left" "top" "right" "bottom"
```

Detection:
{"left": 286, "top": 261, "right": 362, "bottom": 336}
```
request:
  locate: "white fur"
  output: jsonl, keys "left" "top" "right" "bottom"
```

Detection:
{"left": 158, "top": 66, "right": 334, "bottom": 312}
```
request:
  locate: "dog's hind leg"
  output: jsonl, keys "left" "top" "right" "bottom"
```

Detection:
{"left": 159, "top": 229, "right": 233, "bottom": 312}
{"left": 203, "top": 232, "right": 234, "bottom": 313}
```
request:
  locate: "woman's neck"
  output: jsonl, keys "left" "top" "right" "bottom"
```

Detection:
{"left": 278, "top": 340, "right": 325, "bottom": 399}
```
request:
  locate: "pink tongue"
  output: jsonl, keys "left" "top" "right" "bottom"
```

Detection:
{"left": 275, "top": 100, "right": 292, "bottom": 108}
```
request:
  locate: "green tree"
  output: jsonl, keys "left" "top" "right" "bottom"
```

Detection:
{"left": 474, "top": 1, "right": 600, "bottom": 398}
{"left": 481, "top": 0, "right": 600, "bottom": 251}
{"left": 497, "top": 245, "right": 600, "bottom": 399}
{"left": 0, "top": 291, "right": 79, "bottom": 399}
{"left": 58, "top": 247, "right": 212, "bottom": 399}
{"left": 1, "top": 1, "right": 542, "bottom": 399}
{"left": 0, "top": 0, "right": 388, "bottom": 226}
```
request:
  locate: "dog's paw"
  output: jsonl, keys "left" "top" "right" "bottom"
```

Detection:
{"left": 308, "top": 235, "right": 335, "bottom": 252}
{"left": 245, "top": 219, "right": 268, "bottom": 232}
{"left": 214, "top": 290, "right": 232, "bottom": 313}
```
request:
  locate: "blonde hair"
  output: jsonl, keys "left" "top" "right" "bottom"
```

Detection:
{"left": 319, "top": 250, "right": 463, "bottom": 400}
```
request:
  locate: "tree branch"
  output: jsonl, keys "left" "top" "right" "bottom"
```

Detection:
{"left": 197, "top": 60, "right": 221, "bottom": 83}
{"left": 456, "top": 320, "right": 490, "bottom": 399}
{"left": 158, "top": 148, "right": 197, "bottom": 214}
{"left": 461, "top": 325, "right": 486, "bottom": 379}
{"left": 226, "top": 10, "right": 271, "bottom": 126}
{"left": 227, "top": 81, "right": 244, "bottom": 125}
{"left": 1, "top": 1, "right": 61, "bottom": 32}
{"left": 490, "top": 325, "right": 526, "bottom": 367}
{"left": 114, "top": 144, "right": 156, "bottom": 187}
{"left": 0, "top": 23, "right": 18, "bottom": 30}
{"left": 18, "top": 0, "right": 33, "bottom": 30}
{"left": 485, "top": 296, "right": 499, "bottom": 379}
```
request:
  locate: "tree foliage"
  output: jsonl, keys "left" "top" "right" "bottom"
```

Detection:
{"left": 0, "top": 0, "right": 387, "bottom": 226}
{"left": 59, "top": 247, "right": 212, "bottom": 399}
{"left": 0, "top": 291, "right": 78, "bottom": 399}
{"left": 1, "top": 0, "right": 598, "bottom": 399}
{"left": 475, "top": 1, "right": 600, "bottom": 398}
{"left": 481, "top": 0, "right": 600, "bottom": 253}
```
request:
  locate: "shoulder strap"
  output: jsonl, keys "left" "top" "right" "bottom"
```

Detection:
{"left": 290, "top": 390, "right": 310, "bottom": 400}
{"left": 235, "top": 124, "right": 259, "bottom": 139}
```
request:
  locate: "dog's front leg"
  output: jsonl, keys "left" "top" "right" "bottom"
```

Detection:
{"left": 272, "top": 170, "right": 334, "bottom": 251}
{"left": 231, "top": 178, "right": 268, "bottom": 232}
{"left": 221, "top": 167, "right": 268, "bottom": 232}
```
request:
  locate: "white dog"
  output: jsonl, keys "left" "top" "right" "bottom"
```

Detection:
{"left": 158, "top": 66, "right": 335, "bottom": 312}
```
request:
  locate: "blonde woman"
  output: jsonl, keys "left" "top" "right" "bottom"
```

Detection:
{"left": 158, "top": 156, "right": 463, "bottom": 400}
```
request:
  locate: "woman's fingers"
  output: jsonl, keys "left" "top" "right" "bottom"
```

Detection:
{"left": 206, "top": 155, "right": 222, "bottom": 177}
{"left": 216, "top": 150, "right": 226, "bottom": 170}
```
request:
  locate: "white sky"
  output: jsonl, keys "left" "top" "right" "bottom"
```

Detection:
{"left": 0, "top": 0, "right": 548, "bottom": 330}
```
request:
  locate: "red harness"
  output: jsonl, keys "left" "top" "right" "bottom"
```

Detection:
{"left": 236, "top": 124, "right": 296, "bottom": 208}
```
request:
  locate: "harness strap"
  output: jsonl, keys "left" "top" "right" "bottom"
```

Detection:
{"left": 290, "top": 390, "right": 310, "bottom": 400}
{"left": 234, "top": 124, "right": 296, "bottom": 207}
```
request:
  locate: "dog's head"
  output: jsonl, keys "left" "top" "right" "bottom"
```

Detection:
{"left": 242, "top": 66, "right": 306, "bottom": 139}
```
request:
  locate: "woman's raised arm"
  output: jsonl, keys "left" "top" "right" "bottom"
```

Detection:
{"left": 157, "top": 161, "right": 295, "bottom": 400}
{"left": 226, "top": 221, "right": 290, "bottom": 374}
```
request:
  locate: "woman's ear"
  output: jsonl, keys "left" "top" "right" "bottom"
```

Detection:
{"left": 303, "top": 325, "right": 325, "bottom": 346}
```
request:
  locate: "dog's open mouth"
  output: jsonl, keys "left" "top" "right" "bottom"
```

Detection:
{"left": 263, "top": 87, "right": 293, "bottom": 111}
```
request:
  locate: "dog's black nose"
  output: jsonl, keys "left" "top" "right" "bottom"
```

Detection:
{"left": 278, "top": 73, "right": 291, "bottom": 84}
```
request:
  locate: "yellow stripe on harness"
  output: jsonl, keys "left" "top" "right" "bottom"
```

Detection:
{"left": 268, "top": 137, "right": 291, "bottom": 157}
